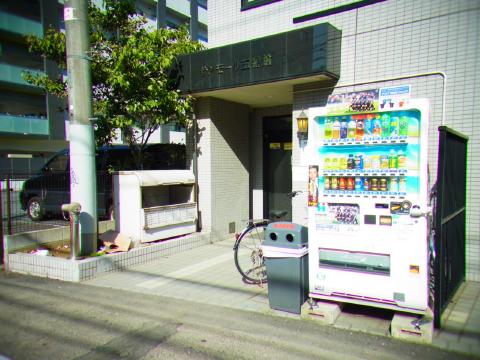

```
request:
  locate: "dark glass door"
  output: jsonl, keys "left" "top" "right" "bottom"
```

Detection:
{"left": 263, "top": 116, "right": 292, "bottom": 221}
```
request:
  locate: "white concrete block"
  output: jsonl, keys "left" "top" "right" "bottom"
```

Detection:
{"left": 391, "top": 313, "right": 433, "bottom": 344}
{"left": 301, "top": 299, "right": 343, "bottom": 325}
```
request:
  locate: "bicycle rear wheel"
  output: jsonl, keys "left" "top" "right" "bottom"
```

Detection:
{"left": 234, "top": 222, "right": 268, "bottom": 284}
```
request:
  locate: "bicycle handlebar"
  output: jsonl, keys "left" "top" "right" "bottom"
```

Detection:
{"left": 287, "top": 191, "right": 303, "bottom": 198}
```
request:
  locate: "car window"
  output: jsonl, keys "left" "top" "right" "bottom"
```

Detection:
{"left": 104, "top": 150, "right": 137, "bottom": 172}
{"left": 46, "top": 154, "right": 68, "bottom": 172}
{"left": 143, "top": 144, "right": 186, "bottom": 169}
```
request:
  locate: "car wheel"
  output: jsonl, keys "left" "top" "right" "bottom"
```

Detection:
{"left": 27, "top": 197, "right": 44, "bottom": 221}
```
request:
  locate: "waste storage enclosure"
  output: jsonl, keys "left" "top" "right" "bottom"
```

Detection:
{"left": 114, "top": 170, "right": 196, "bottom": 244}
{"left": 262, "top": 222, "right": 309, "bottom": 314}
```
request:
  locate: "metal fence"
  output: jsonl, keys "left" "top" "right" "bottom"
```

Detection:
{"left": 1, "top": 173, "right": 69, "bottom": 236}
{"left": 433, "top": 126, "right": 468, "bottom": 328}
{"left": 1, "top": 171, "right": 114, "bottom": 237}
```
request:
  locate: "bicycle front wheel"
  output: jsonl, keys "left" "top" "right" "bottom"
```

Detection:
{"left": 234, "top": 223, "right": 268, "bottom": 284}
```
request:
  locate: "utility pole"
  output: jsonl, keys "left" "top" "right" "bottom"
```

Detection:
{"left": 190, "top": 0, "right": 198, "bottom": 41}
{"left": 64, "top": 0, "right": 97, "bottom": 255}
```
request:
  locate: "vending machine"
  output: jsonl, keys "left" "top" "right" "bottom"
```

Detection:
{"left": 306, "top": 88, "right": 431, "bottom": 314}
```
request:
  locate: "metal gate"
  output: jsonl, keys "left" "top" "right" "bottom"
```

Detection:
{"left": 433, "top": 126, "right": 468, "bottom": 328}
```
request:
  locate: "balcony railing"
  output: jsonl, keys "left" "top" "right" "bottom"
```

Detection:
{"left": 0, "top": 63, "right": 43, "bottom": 87}
{"left": 0, "top": 11, "right": 43, "bottom": 37}
{"left": 0, "top": 114, "right": 49, "bottom": 136}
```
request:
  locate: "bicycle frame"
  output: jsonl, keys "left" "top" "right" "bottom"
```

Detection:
{"left": 233, "top": 219, "right": 269, "bottom": 250}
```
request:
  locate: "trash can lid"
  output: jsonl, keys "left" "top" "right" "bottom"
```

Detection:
{"left": 263, "top": 222, "right": 308, "bottom": 249}
{"left": 261, "top": 244, "right": 308, "bottom": 258}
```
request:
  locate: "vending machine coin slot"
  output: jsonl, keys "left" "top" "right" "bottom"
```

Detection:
{"left": 390, "top": 201, "right": 411, "bottom": 215}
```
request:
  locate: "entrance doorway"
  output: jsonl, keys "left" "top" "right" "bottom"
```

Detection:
{"left": 263, "top": 116, "right": 292, "bottom": 221}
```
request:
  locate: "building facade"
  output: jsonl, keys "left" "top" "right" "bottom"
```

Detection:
{"left": 0, "top": 0, "right": 207, "bottom": 174}
{"left": 182, "top": 0, "right": 480, "bottom": 281}
{"left": 0, "top": 0, "right": 66, "bottom": 174}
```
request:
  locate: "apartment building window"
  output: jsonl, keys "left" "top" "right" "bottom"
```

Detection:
{"left": 241, "top": 0, "right": 282, "bottom": 11}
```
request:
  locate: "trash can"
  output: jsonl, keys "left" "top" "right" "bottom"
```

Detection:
{"left": 261, "top": 222, "right": 309, "bottom": 314}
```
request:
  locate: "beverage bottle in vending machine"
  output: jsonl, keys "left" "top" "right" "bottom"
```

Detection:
{"left": 324, "top": 176, "right": 331, "bottom": 190}
{"left": 347, "top": 154, "right": 355, "bottom": 169}
{"left": 371, "top": 178, "right": 378, "bottom": 191}
{"left": 331, "top": 177, "right": 338, "bottom": 190}
{"left": 348, "top": 116, "right": 357, "bottom": 138}
{"left": 347, "top": 177, "right": 355, "bottom": 191}
{"left": 389, "top": 177, "right": 398, "bottom": 192}
{"left": 363, "top": 155, "right": 372, "bottom": 169}
{"left": 380, "top": 155, "right": 389, "bottom": 169}
{"left": 354, "top": 155, "right": 363, "bottom": 170}
{"left": 339, "top": 156, "right": 348, "bottom": 170}
{"left": 408, "top": 116, "right": 420, "bottom": 137}
{"left": 332, "top": 117, "right": 341, "bottom": 139}
{"left": 355, "top": 177, "right": 363, "bottom": 191}
{"left": 399, "top": 115, "right": 409, "bottom": 136}
{"left": 390, "top": 116, "right": 399, "bottom": 137}
{"left": 397, "top": 150, "right": 406, "bottom": 169}
{"left": 381, "top": 114, "right": 390, "bottom": 138}
{"left": 364, "top": 115, "right": 373, "bottom": 138}
{"left": 363, "top": 177, "right": 370, "bottom": 191}
{"left": 356, "top": 117, "right": 365, "bottom": 140}
{"left": 388, "top": 149, "right": 398, "bottom": 169}
{"left": 339, "top": 177, "right": 346, "bottom": 190}
{"left": 373, "top": 115, "right": 382, "bottom": 137}
{"left": 399, "top": 176, "right": 407, "bottom": 193}
{"left": 324, "top": 157, "right": 331, "bottom": 170}
{"left": 371, "top": 154, "right": 381, "bottom": 170}
{"left": 324, "top": 118, "right": 333, "bottom": 139}
{"left": 340, "top": 117, "right": 348, "bottom": 139}
{"left": 331, "top": 157, "right": 339, "bottom": 171}
{"left": 379, "top": 177, "right": 388, "bottom": 192}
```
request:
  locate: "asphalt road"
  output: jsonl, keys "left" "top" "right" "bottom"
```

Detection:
{"left": 0, "top": 272, "right": 474, "bottom": 360}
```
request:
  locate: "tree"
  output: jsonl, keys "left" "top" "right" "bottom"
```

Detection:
{"left": 23, "top": 0, "right": 202, "bottom": 166}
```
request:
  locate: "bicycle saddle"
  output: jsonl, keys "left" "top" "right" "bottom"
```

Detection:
{"left": 270, "top": 210, "right": 288, "bottom": 220}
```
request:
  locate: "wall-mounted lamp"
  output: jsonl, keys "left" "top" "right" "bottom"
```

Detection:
{"left": 296, "top": 110, "right": 308, "bottom": 141}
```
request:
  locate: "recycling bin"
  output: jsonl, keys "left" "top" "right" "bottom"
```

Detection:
{"left": 261, "top": 222, "right": 309, "bottom": 314}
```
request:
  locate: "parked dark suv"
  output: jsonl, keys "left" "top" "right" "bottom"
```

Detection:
{"left": 20, "top": 144, "right": 186, "bottom": 221}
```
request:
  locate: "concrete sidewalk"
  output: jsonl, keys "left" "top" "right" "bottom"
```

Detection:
{"left": 85, "top": 239, "right": 269, "bottom": 313}
{"left": 84, "top": 238, "right": 480, "bottom": 357}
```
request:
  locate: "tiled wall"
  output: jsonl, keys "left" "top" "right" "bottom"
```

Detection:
{"left": 208, "top": 0, "right": 480, "bottom": 280}
{"left": 8, "top": 232, "right": 212, "bottom": 282}
{"left": 196, "top": 97, "right": 250, "bottom": 239}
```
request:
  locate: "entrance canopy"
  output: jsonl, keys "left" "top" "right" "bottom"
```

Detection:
{"left": 177, "top": 23, "right": 341, "bottom": 107}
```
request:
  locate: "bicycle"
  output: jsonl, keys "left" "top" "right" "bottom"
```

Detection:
{"left": 233, "top": 191, "right": 302, "bottom": 284}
